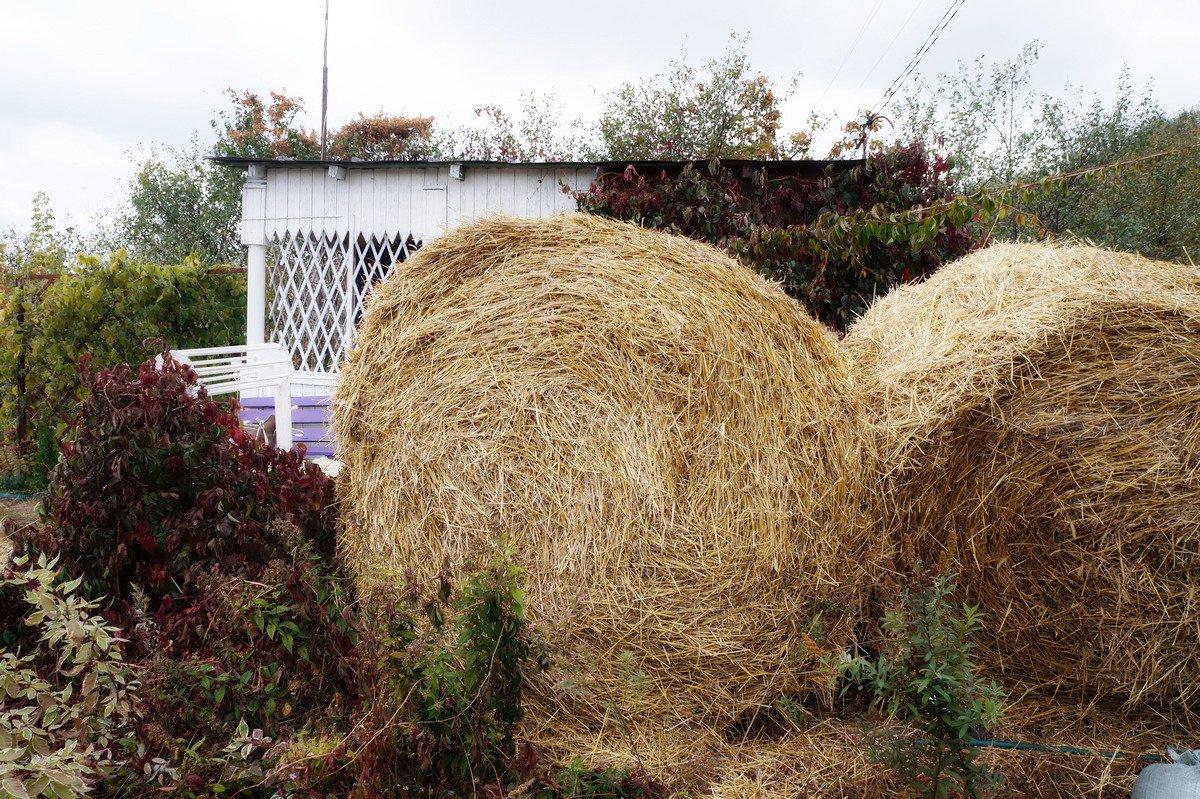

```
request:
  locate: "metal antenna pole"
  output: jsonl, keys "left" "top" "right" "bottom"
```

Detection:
{"left": 320, "top": 0, "right": 330, "bottom": 159}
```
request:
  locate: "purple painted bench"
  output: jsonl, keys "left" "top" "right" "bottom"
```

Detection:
{"left": 239, "top": 395, "right": 335, "bottom": 458}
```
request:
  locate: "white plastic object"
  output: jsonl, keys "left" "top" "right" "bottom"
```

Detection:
{"left": 1132, "top": 748, "right": 1200, "bottom": 799}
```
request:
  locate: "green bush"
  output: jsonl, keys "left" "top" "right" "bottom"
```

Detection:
{"left": 0, "top": 253, "right": 244, "bottom": 484}
{"left": 841, "top": 573, "right": 1005, "bottom": 799}
{"left": 0, "top": 553, "right": 139, "bottom": 799}
{"left": 315, "top": 554, "right": 660, "bottom": 798}
{"left": 354, "top": 553, "right": 538, "bottom": 793}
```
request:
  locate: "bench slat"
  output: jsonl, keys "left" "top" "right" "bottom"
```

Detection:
{"left": 240, "top": 408, "right": 331, "bottom": 424}
{"left": 240, "top": 395, "right": 332, "bottom": 408}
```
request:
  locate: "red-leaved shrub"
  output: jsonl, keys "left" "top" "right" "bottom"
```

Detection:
{"left": 40, "top": 352, "right": 337, "bottom": 609}
{"left": 577, "top": 142, "right": 980, "bottom": 331}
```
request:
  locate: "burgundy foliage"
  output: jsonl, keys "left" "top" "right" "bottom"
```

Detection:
{"left": 40, "top": 353, "right": 337, "bottom": 610}
{"left": 578, "top": 142, "right": 980, "bottom": 331}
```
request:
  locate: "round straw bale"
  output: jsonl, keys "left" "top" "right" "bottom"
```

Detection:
{"left": 845, "top": 241, "right": 1200, "bottom": 704}
{"left": 334, "top": 213, "right": 877, "bottom": 730}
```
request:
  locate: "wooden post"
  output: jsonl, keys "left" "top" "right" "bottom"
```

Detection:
{"left": 274, "top": 376, "right": 293, "bottom": 450}
{"left": 246, "top": 244, "right": 267, "bottom": 345}
{"left": 243, "top": 164, "right": 269, "bottom": 346}
{"left": 14, "top": 285, "right": 28, "bottom": 455}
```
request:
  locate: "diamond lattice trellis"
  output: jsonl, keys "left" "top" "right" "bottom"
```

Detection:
{"left": 267, "top": 233, "right": 349, "bottom": 373}
{"left": 350, "top": 233, "right": 422, "bottom": 325}
{"left": 268, "top": 232, "right": 421, "bottom": 372}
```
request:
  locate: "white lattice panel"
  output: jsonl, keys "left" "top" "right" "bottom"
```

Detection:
{"left": 350, "top": 233, "right": 421, "bottom": 324}
{"left": 267, "top": 232, "right": 420, "bottom": 372}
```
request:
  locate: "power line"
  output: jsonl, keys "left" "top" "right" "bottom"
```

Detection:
{"left": 868, "top": 0, "right": 969, "bottom": 119}
{"left": 868, "top": 0, "right": 966, "bottom": 117}
{"left": 816, "top": 0, "right": 887, "bottom": 108}
{"left": 852, "top": 0, "right": 927, "bottom": 97}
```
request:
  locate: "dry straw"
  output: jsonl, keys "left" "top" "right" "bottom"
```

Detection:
{"left": 334, "top": 213, "right": 879, "bottom": 736}
{"left": 531, "top": 694, "right": 1176, "bottom": 798}
{"left": 846, "top": 241, "right": 1200, "bottom": 705}
{"left": 533, "top": 717, "right": 896, "bottom": 799}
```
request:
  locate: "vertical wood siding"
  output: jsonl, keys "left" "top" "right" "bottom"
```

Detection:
{"left": 261, "top": 163, "right": 594, "bottom": 242}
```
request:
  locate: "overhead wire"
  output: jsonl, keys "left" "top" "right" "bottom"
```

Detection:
{"left": 845, "top": 141, "right": 1200, "bottom": 224}
{"left": 867, "top": 0, "right": 969, "bottom": 118}
{"left": 815, "top": 0, "right": 887, "bottom": 109}
{"left": 852, "top": 0, "right": 927, "bottom": 97}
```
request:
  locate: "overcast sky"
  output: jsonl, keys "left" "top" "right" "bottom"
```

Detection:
{"left": 2, "top": 0, "right": 1196, "bottom": 234}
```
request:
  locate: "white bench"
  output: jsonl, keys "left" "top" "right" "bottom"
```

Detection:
{"left": 167, "top": 343, "right": 300, "bottom": 449}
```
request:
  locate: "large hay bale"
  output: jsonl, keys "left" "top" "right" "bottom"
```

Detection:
{"left": 334, "top": 214, "right": 876, "bottom": 731}
{"left": 846, "top": 241, "right": 1200, "bottom": 704}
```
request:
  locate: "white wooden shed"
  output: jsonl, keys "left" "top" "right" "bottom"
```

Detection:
{"left": 217, "top": 158, "right": 599, "bottom": 387}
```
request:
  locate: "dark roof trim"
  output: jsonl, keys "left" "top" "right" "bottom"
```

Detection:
{"left": 594, "top": 159, "right": 856, "bottom": 173}
{"left": 211, "top": 156, "right": 859, "bottom": 174}
{"left": 212, "top": 156, "right": 600, "bottom": 169}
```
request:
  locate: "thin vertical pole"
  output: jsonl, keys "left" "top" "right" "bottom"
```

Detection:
{"left": 246, "top": 243, "right": 267, "bottom": 345}
{"left": 14, "top": 284, "right": 28, "bottom": 455}
{"left": 342, "top": 234, "right": 355, "bottom": 369}
{"left": 242, "top": 164, "right": 269, "bottom": 347}
{"left": 320, "top": 0, "right": 330, "bottom": 159}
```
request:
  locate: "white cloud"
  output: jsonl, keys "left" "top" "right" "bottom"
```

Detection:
{"left": 0, "top": 120, "right": 131, "bottom": 233}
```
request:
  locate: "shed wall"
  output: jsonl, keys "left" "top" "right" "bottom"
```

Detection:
{"left": 258, "top": 164, "right": 594, "bottom": 241}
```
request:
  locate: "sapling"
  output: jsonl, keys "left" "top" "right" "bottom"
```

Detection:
{"left": 841, "top": 572, "right": 1005, "bottom": 799}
